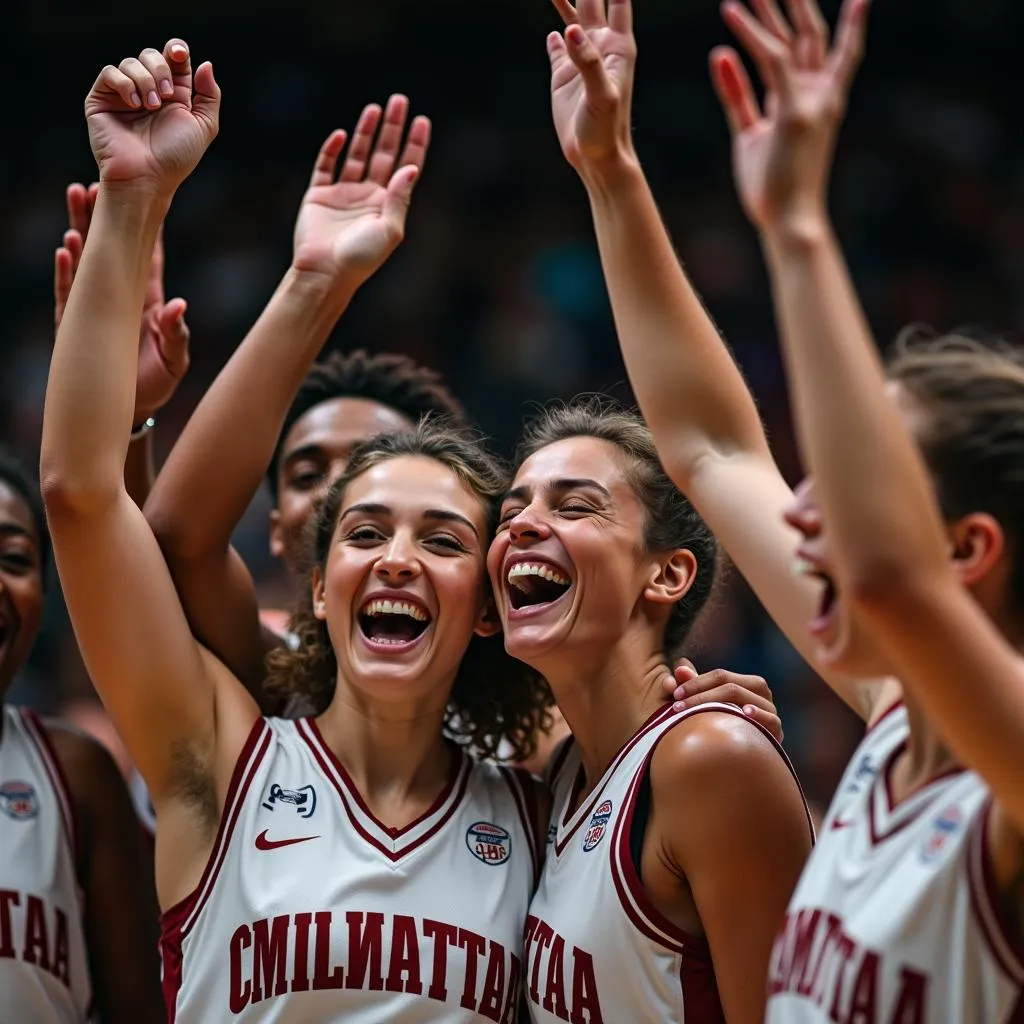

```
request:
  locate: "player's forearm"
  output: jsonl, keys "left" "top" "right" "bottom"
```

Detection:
{"left": 41, "top": 187, "right": 168, "bottom": 510}
{"left": 582, "top": 157, "right": 770, "bottom": 484}
{"left": 146, "top": 268, "right": 353, "bottom": 558}
{"left": 762, "top": 216, "right": 949, "bottom": 594}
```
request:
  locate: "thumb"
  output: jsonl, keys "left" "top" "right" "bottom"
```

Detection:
{"left": 158, "top": 298, "right": 191, "bottom": 375}
{"left": 192, "top": 61, "right": 221, "bottom": 140}
{"left": 563, "top": 25, "right": 616, "bottom": 107}
{"left": 381, "top": 165, "right": 421, "bottom": 239}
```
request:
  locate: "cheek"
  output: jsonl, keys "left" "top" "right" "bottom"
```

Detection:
{"left": 485, "top": 537, "right": 507, "bottom": 593}
{"left": 11, "top": 579, "right": 44, "bottom": 639}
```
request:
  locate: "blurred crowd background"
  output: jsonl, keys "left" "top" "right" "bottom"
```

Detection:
{"left": 4, "top": 0, "right": 1021, "bottom": 816}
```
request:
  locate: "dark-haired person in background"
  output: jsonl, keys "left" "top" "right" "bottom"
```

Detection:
{"left": 0, "top": 448, "right": 163, "bottom": 1023}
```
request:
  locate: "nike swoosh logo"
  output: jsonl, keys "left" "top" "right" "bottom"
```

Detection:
{"left": 255, "top": 829, "right": 320, "bottom": 851}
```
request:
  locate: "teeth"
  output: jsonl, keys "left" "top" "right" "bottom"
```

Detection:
{"left": 507, "top": 562, "right": 571, "bottom": 589}
{"left": 361, "top": 599, "right": 429, "bottom": 622}
{"left": 792, "top": 558, "right": 817, "bottom": 578}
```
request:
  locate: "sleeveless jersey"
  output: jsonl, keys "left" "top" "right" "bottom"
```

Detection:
{"left": 0, "top": 706, "right": 92, "bottom": 1023}
{"left": 525, "top": 701, "right": 810, "bottom": 1023}
{"left": 766, "top": 702, "right": 1024, "bottom": 1023}
{"left": 161, "top": 716, "right": 541, "bottom": 1022}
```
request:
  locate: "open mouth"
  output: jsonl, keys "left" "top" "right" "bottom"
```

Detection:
{"left": 506, "top": 562, "right": 572, "bottom": 611}
{"left": 357, "top": 598, "right": 431, "bottom": 649}
{"left": 794, "top": 558, "right": 837, "bottom": 631}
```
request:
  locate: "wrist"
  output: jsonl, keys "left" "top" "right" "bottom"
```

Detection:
{"left": 761, "top": 208, "right": 833, "bottom": 255}
{"left": 282, "top": 265, "right": 358, "bottom": 314}
{"left": 577, "top": 148, "right": 644, "bottom": 200}
{"left": 97, "top": 177, "right": 176, "bottom": 215}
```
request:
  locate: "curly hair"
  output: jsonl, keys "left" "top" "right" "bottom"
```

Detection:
{"left": 267, "top": 350, "right": 468, "bottom": 502}
{"left": 0, "top": 446, "right": 49, "bottom": 590}
{"left": 265, "top": 421, "right": 553, "bottom": 761}
{"left": 514, "top": 396, "right": 719, "bottom": 660}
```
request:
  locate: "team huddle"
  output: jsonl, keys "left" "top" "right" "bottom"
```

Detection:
{"left": 2, "top": 0, "right": 1023, "bottom": 1020}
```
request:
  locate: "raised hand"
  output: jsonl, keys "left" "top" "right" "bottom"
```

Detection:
{"left": 54, "top": 183, "right": 190, "bottom": 422}
{"left": 85, "top": 39, "right": 220, "bottom": 193}
{"left": 291, "top": 95, "right": 431, "bottom": 289}
{"left": 711, "top": 0, "right": 870, "bottom": 231}
{"left": 546, "top": 0, "right": 637, "bottom": 173}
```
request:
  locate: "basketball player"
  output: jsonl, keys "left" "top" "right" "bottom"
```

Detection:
{"left": 41, "top": 40, "right": 553, "bottom": 1021}
{"left": 0, "top": 448, "right": 163, "bottom": 1022}
{"left": 489, "top": 398, "right": 815, "bottom": 1022}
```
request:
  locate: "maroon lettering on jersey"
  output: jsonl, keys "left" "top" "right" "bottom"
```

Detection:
{"left": 0, "top": 889, "right": 74, "bottom": 991}
{"left": 769, "top": 908, "right": 930, "bottom": 1023}
{"left": 225, "top": 909, "right": 520, "bottom": 1013}
{"left": 524, "top": 914, "right": 605, "bottom": 1024}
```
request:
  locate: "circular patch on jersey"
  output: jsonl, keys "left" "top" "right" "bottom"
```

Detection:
{"left": 582, "top": 799, "right": 613, "bottom": 852}
{"left": 920, "top": 804, "right": 963, "bottom": 864}
{"left": 466, "top": 822, "right": 512, "bottom": 865}
{"left": 0, "top": 780, "right": 38, "bottom": 821}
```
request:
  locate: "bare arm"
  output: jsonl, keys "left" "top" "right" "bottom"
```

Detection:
{"left": 728, "top": 0, "right": 1024, "bottom": 833}
{"left": 654, "top": 713, "right": 812, "bottom": 1023}
{"left": 145, "top": 102, "right": 430, "bottom": 697}
{"left": 544, "top": 0, "right": 881, "bottom": 718}
{"left": 40, "top": 41, "right": 247, "bottom": 806}
{"left": 48, "top": 725, "right": 164, "bottom": 1024}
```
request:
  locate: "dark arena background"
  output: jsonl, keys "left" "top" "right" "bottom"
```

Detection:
{"left": 4, "top": 0, "right": 1021, "bottom": 819}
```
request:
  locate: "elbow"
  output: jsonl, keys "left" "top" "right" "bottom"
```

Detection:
{"left": 39, "top": 456, "right": 121, "bottom": 520}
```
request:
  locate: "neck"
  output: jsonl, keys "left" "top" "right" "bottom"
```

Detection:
{"left": 540, "top": 632, "right": 669, "bottom": 788}
{"left": 316, "top": 676, "right": 454, "bottom": 825}
{"left": 893, "top": 687, "right": 958, "bottom": 798}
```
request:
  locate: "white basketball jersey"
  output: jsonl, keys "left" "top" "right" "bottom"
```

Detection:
{"left": 0, "top": 706, "right": 91, "bottom": 1023}
{"left": 525, "top": 702, "right": 810, "bottom": 1023}
{"left": 767, "top": 702, "right": 1024, "bottom": 1023}
{"left": 161, "top": 717, "right": 540, "bottom": 1022}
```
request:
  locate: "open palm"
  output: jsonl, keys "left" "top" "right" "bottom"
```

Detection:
{"left": 548, "top": 0, "right": 636, "bottom": 169}
{"left": 292, "top": 98, "right": 431, "bottom": 287}
{"left": 85, "top": 40, "right": 219, "bottom": 190}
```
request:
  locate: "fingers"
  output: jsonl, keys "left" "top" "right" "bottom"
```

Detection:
{"left": 308, "top": 129, "right": 349, "bottom": 188}
{"left": 710, "top": 46, "right": 763, "bottom": 135}
{"left": 66, "top": 183, "right": 92, "bottom": 237}
{"left": 367, "top": 94, "right": 411, "bottom": 187}
{"left": 784, "top": 0, "right": 829, "bottom": 67}
{"left": 829, "top": 0, "right": 870, "bottom": 89}
{"left": 191, "top": 61, "right": 221, "bottom": 137}
{"left": 157, "top": 299, "right": 191, "bottom": 376}
{"left": 92, "top": 64, "right": 143, "bottom": 110}
{"left": 564, "top": 25, "right": 616, "bottom": 107}
{"left": 547, "top": 30, "right": 572, "bottom": 74}
{"left": 550, "top": 0, "right": 579, "bottom": 26}
{"left": 54, "top": 246, "right": 74, "bottom": 329}
{"left": 380, "top": 164, "right": 422, "bottom": 240}
{"left": 164, "top": 39, "right": 193, "bottom": 92}
{"left": 138, "top": 46, "right": 175, "bottom": 101}
{"left": 721, "top": 1, "right": 792, "bottom": 98}
{"left": 340, "top": 103, "right": 384, "bottom": 183}
{"left": 118, "top": 57, "right": 162, "bottom": 111}
{"left": 575, "top": 0, "right": 607, "bottom": 30}
{"left": 743, "top": 707, "right": 784, "bottom": 743}
{"left": 750, "top": 0, "right": 792, "bottom": 40}
{"left": 397, "top": 115, "right": 432, "bottom": 175}
{"left": 606, "top": 0, "right": 633, "bottom": 35}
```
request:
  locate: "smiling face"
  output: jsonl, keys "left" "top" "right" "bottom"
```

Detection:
{"left": 0, "top": 481, "right": 44, "bottom": 700}
{"left": 488, "top": 436, "right": 688, "bottom": 672}
{"left": 313, "top": 455, "right": 495, "bottom": 706}
{"left": 271, "top": 397, "right": 415, "bottom": 577}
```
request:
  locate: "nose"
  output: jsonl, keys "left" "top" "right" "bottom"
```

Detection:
{"left": 783, "top": 499, "right": 822, "bottom": 538}
{"left": 507, "top": 507, "right": 551, "bottom": 546}
{"left": 373, "top": 532, "right": 421, "bottom": 582}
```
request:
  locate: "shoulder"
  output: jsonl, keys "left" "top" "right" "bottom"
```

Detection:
{"left": 39, "top": 718, "right": 129, "bottom": 807}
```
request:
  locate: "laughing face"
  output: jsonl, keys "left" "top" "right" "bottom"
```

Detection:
{"left": 0, "top": 481, "right": 44, "bottom": 700}
{"left": 488, "top": 436, "right": 675, "bottom": 672}
{"left": 313, "top": 455, "right": 495, "bottom": 707}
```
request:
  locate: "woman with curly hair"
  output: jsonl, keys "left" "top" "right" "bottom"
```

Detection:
{"left": 40, "top": 39, "right": 552, "bottom": 1022}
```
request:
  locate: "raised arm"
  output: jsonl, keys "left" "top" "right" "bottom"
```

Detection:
{"left": 40, "top": 40, "right": 249, "bottom": 813}
{"left": 144, "top": 100, "right": 430, "bottom": 699}
{"left": 544, "top": 0, "right": 882, "bottom": 718}
{"left": 54, "top": 181, "right": 191, "bottom": 509}
{"left": 719, "top": 0, "right": 1024, "bottom": 830}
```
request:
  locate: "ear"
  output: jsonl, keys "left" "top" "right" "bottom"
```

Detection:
{"left": 269, "top": 507, "right": 285, "bottom": 560}
{"left": 311, "top": 566, "right": 328, "bottom": 622}
{"left": 474, "top": 591, "right": 503, "bottom": 639}
{"left": 643, "top": 548, "right": 698, "bottom": 607}
{"left": 947, "top": 512, "right": 1004, "bottom": 589}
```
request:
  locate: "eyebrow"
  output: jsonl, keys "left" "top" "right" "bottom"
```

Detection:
{"left": 0, "top": 523, "right": 36, "bottom": 547}
{"left": 281, "top": 443, "right": 329, "bottom": 468}
{"left": 501, "top": 478, "right": 612, "bottom": 504}
{"left": 340, "top": 502, "right": 479, "bottom": 538}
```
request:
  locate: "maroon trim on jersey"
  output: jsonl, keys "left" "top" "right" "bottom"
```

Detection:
{"left": 680, "top": 953, "right": 727, "bottom": 1024}
{"left": 19, "top": 709, "right": 81, "bottom": 868}
{"left": 867, "top": 738, "right": 965, "bottom": 847}
{"left": 159, "top": 718, "right": 271, "bottom": 939}
{"left": 160, "top": 903, "right": 186, "bottom": 1024}
{"left": 864, "top": 696, "right": 904, "bottom": 736}
{"left": 553, "top": 703, "right": 677, "bottom": 858}
{"left": 299, "top": 717, "right": 472, "bottom": 862}
{"left": 967, "top": 796, "right": 1024, "bottom": 986}
{"left": 500, "top": 766, "right": 542, "bottom": 886}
